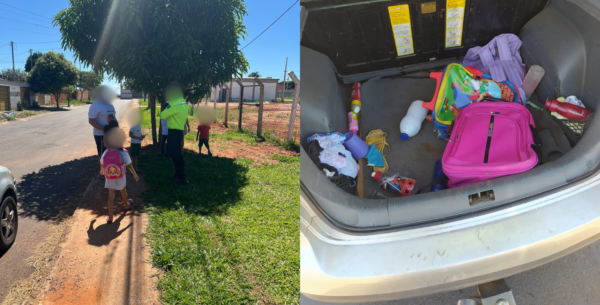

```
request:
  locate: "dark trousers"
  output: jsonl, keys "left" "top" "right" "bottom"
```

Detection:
{"left": 168, "top": 129, "right": 185, "bottom": 181}
{"left": 94, "top": 135, "right": 105, "bottom": 157}
{"left": 160, "top": 134, "right": 169, "bottom": 156}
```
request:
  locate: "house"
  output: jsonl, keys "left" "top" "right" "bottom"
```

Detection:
{"left": 0, "top": 80, "right": 31, "bottom": 111}
{"left": 211, "top": 77, "right": 280, "bottom": 102}
{"left": 121, "top": 86, "right": 143, "bottom": 99}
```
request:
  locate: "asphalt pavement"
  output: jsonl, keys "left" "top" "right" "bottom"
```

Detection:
{"left": 301, "top": 241, "right": 600, "bottom": 305}
{"left": 0, "top": 99, "right": 131, "bottom": 302}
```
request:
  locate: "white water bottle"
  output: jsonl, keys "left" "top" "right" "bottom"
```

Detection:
{"left": 400, "top": 100, "right": 428, "bottom": 141}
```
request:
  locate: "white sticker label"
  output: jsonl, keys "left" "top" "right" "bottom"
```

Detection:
{"left": 446, "top": 38, "right": 462, "bottom": 48}
{"left": 393, "top": 24, "right": 411, "bottom": 37}
{"left": 447, "top": 18, "right": 463, "bottom": 30}
{"left": 395, "top": 36, "right": 413, "bottom": 47}
{"left": 446, "top": 28, "right": 462, "bottom": 38}
{"left": 397, "top": 46, "right": 414, "bottom": 55}
{"left": 447, "top": 7, "right": 464, "bottom": 19}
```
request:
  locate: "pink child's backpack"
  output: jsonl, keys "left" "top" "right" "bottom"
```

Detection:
{"left": 442, "top": 102, "right": 541, "bottom": 188}
{"left": 103, "top": 149, "right": 126, "bottom": 180}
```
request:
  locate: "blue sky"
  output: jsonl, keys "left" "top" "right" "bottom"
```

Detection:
{"left": 0, "top": 0, "right": 299, "bottom": 92}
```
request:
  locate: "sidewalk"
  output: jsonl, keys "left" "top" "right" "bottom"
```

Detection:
{"left": 35, "top": 103, "right": 159, "bottom": 304}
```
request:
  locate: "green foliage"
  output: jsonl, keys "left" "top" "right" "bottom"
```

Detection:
{"left": 247, "top": 71, "right": 261, "bottom": 78}
{"left": 16, "top": 102, "right": 23, "bottom": 111}
{"left": 27, "top": 51, "right": 79, "bottom": 109}
{"left": 55, "top": 0, "right": 250, "bottom": 100}
{"left": 279, "top": 80, "right": 295, "bottom": 90}
{"left": 77, "top": 70, "right": 103, "bottom": 93}
{"left": 24, "top": 51, "right": 43, "bottom": 72}
{"left": 0, "top": 68, "right": 28, "bottom": 82}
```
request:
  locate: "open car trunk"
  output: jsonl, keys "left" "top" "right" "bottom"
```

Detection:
{"left": 300, "top": 0, "right": 600, "bottom": 230}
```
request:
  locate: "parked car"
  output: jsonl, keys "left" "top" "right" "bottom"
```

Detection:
{"left": 300, "top": 0, "right": 600, "bottom": 302}
{"left": 0, "top": 166, "right": 18, "bottom": 250}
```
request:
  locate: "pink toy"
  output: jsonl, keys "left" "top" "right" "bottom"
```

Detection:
{"left": 348, "top": 112, "right": 358, "bottom": 134}
{"left": 442, "top": 102, "right": 539, "bottom": 188}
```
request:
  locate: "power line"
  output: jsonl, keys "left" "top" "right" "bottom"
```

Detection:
{"left": 0, "top": 16, "right": 55, "bottom": 29}
{"left": 0, "top": 2, "right": 52, "bottom": 20}
{"left": 0, "top": 25, "right": 61, "bottom": 37}
{"left": 14, "top": 41, "right": 61, "bottom": 44}
{"left": 240, "top": 0, "right": 299, "bottom": 51}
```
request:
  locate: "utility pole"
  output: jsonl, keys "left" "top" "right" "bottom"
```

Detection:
{"left": 281, "top": 57, "right": 287, "bottom": 102}
{"left": 10, "top": 42, "right": 15, "bottom": 80}
{"left": 29, "top": 49, "right": 32, "bottom": 71}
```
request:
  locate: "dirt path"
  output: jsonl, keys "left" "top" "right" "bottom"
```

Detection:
{"left": 34, "top": 102, "right": 159, "bottom": 304}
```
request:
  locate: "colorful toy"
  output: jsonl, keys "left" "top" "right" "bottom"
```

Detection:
{"left": 372, "top": 171, "right": 417, "bottom": 196}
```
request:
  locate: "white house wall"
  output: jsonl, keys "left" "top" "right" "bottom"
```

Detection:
{"left": 226, "top": 82, "right": 278, "bottom": 101}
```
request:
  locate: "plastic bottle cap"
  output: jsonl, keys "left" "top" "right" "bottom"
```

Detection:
{"left": 400, "top": 133, "right": 410, "bottom": 141}
{"left": 372, "top": 171, "right": 381, "bottom": 181}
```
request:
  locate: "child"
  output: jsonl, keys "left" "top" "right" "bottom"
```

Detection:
{"left": 101, "top": 121, "right": 139, "bottom": 224}
{"left": 129, "top": 122, "right": 145, "bottom": 172}
{"left": 196, "top": 123, "right": 212, "bottom": 156}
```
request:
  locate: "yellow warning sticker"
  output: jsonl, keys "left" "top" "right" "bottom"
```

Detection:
{"left": 388, "top": 4, "right": 414, "bottom": 57}
{"left": 445, "top": 0, "right": 465, "bottom": 48}
{"left": 421, "top": 2, "right": 436, "bottom": 14}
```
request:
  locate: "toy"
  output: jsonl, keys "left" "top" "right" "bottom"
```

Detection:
{"left": 372, "top": 171, "right": 417, "bottom": 196}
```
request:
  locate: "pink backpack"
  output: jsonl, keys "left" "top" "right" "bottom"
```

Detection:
{"left": 102, "top": 149, "right": 126, "bottom": 180}
{"left": 442, "top": 102, "right": 541, "bottom": 188}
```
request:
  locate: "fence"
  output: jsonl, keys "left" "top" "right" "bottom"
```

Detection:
{"left": 214, "top": 72, "right": 300, "bottom": 145}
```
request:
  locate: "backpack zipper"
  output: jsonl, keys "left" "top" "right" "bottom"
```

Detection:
{"left": 483, "top": 115, "right": 495, "bottom": 163}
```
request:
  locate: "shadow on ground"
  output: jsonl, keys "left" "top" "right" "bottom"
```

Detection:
{"left": 139, "top": 148, "right": 249, "bottom": 216}
{"left": 87, "top": 212, "right": 133, "bottom": 246}
{"left": 17, "top": 156, "right": 97, "bottom": 222}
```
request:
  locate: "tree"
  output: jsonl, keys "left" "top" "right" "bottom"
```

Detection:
{"left": 279, "top": 80, "right": 295, "bottom": 90}
{"left": 25, "top": 51, "right": 43, "bottom": 72}
{"left": 248, "top": 71, "right": 261, "bottom": 78}
{"left": 77, "top": 70, "right": 103, "bottom": 102}
{"left": 55, "top": 0, "right": 249, "bottom": 145}
{"left": 27, "top": 51, "right": 79, "bottom": 109}
{"left": 0, "top": 68, "right": 27, "bottom": 82}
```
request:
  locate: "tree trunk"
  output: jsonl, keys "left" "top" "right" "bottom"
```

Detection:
{"left": 68, "top": 97, "right": 71, "bottom": 107}
{"left": 55, "top": 94, "right": 60, "bottom": 109}
{"left": 149, "top": 94, "right": 158, "bottom": 145}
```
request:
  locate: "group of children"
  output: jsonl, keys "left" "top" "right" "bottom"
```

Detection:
{"left": 98, "top": 107, "right": 212, "bottom": 224}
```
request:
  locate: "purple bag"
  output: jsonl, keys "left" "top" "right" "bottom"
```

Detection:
{"left": 463, "top": 34, "right": 527, "bottom": 104}
{"left": 442, "top": 102, "right": 539, "bottom": 188}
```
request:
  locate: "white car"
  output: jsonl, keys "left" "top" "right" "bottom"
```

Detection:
{"left": 300, "top": 0, "right": 600, "bottom": 303}
{"left": 0, "top": 166, "right": 18, "bottom": 250}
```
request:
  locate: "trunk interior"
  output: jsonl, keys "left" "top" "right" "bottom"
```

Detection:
{"left": 300, "top": 0, "right": 600, "bottom": 230}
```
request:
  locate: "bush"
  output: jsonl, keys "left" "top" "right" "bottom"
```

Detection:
{"left": 32, "top": 101, "right": 40, "bottom": 108}
{"left": 16, "top": 102, "right": 23, "bottom": 111}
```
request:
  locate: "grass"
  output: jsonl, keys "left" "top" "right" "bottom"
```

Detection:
{"left": 59, "top": 99, "right": 87, "bottom": 107}
{"left": 139, "top": 108, "right": 299, "bottom": 304}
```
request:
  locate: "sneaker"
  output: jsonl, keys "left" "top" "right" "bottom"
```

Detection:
{"left": 208, "top": 152, "right": 213, "bottom": 157}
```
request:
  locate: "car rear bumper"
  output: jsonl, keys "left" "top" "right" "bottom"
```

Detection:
{"left": 300, "top": 170, "right": 600, "bottom": 303}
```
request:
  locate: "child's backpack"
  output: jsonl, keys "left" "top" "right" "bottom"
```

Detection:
{"left": 103, "top": 149, "right": 126, "bottom": 180}
{"left": 441, "top": 102, "right": 541, "bottom": 188}
{"left": 422, "top": 63, "right": 521, "bottom": 139}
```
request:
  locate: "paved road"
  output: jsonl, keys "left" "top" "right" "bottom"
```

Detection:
{"left": 0, "top": 100, "right": 131, "bottom": 302}
{"left": 301, "top": 241, "right": 600, "bottom": 305}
